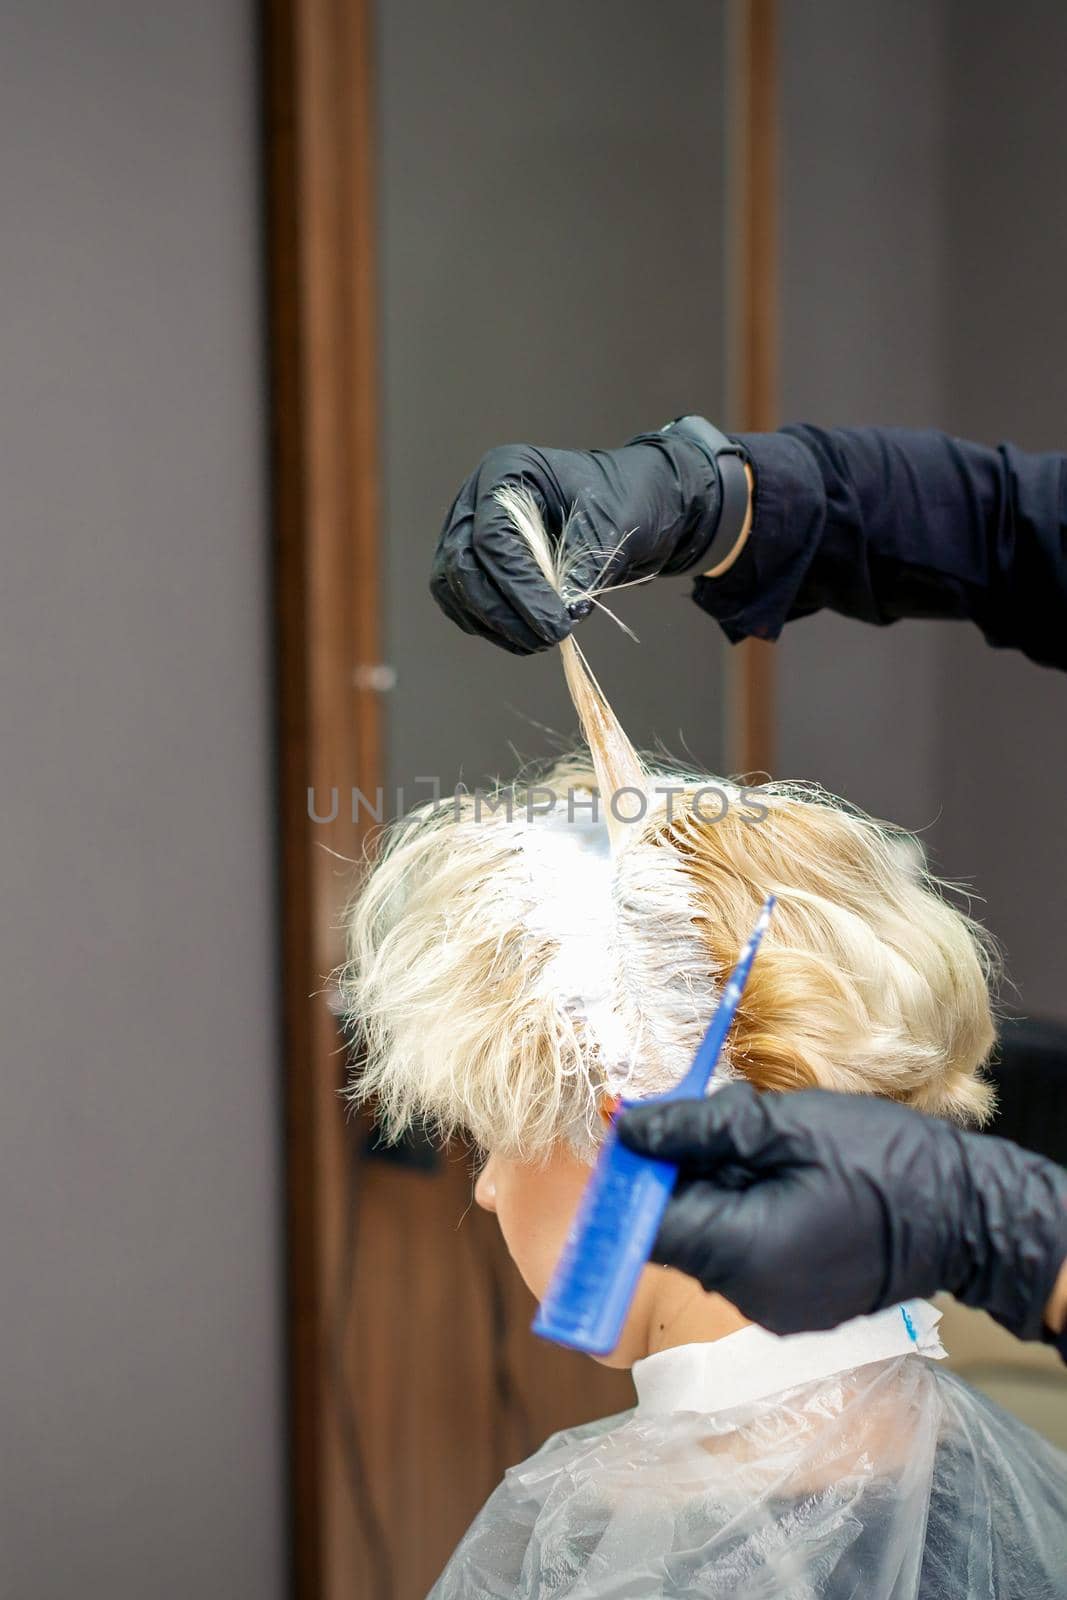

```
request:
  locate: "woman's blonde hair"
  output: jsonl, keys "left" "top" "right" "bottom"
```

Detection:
{"left": 341, "top": 491, "right": 996, "bottom": 1157}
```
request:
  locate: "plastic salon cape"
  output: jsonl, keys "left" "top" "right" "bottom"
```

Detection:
{"left": 429, "top": 1302, "right": 1067, "bottom": 1599}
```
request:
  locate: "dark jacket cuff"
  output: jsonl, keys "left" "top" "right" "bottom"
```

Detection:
{"left": 691, "top": 431, "right": 826, "bottom": 643}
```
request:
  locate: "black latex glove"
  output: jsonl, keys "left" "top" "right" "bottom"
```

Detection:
{"left": 617, "top": 1083, "right": 1067, "bottom": 1340}
{"left": 430, "top": 422, "right": 727, "bottom": 654}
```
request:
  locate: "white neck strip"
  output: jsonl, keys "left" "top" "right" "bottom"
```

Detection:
{"left": 631, "top": 1301, "right": 945, "bottom": 1417}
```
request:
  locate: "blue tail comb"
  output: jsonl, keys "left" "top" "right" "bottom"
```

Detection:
{"left": 531, "top": 894, "right": 776, "bottom": 1356}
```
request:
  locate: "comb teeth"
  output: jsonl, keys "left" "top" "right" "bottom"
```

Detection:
{"left": 531, "top": 1130, "right": 679, "bottom": 1355}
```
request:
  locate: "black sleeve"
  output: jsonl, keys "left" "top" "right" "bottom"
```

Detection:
{"left": 692, "top": 425, "right": 1067, "bottom": 671}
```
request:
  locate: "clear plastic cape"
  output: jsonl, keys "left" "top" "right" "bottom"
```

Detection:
{"left": 428, "top": 1353, "right": 1067, "bottom": 1599}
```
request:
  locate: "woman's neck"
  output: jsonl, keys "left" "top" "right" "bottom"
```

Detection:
{"left": 641, "top": 1268, "right": 750, "bottom": 1358}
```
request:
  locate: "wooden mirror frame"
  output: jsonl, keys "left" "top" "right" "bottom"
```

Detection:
{"left": 265, "top": 0, "right": 383, "bottom": 1591}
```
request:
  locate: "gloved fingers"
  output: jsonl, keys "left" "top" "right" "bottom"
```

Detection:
{"left": 431, "top": 508, "right": 563, "bottom": 654}
{"left": 553, "top": 514, "right": 609, "bottom": 602}
{"left": 428, "top": 564, "right": 542, "bottom": 656}
{"left": 428, "top": 565, "right": 544, "bottom": 654}
{"left": 466, "top": 488, "right": 574, "bottom": 645}
{"left": 557, "top": 491, "right": 637, "bottom": 590}
{"left": 427, "top": 565, "right": 479, "bottom": 636}
{"left": 650, "top": 1177, "right": 763, "bottom": 1297}
{"left": 433, "top": 458, "right": 574, "bottom": 651}
{"left": 617, "top": 1083, "right": 783, "bottom": 1171}
{"left": 651, "top": 1170, "right": 854, "bottom": 1334}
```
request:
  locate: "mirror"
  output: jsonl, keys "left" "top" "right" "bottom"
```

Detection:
{"left": 269, "top": 3, "right": 753, "bottom": 1595}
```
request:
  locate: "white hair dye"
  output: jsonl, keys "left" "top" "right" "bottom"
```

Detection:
{"left": 516, "top": 802, "right": 726, "bottom": 1101}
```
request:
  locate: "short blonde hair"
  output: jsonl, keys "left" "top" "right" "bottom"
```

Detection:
{"left": 341, "top": 493, "right": 996, "bottom": 1157}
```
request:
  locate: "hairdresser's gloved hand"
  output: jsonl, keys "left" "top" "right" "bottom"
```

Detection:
{"left": 617, "top": 1083, "right": 1067, "bottom": 1341}
{"left": 431, "top": 418, "right": 743, "bottom": 654}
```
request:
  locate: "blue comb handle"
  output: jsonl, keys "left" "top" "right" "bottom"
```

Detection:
{"left": 532, "top": 895, "right": 775, "bottom": 1356}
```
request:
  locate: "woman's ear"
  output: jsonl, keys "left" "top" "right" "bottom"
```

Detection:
{"left": 474, "top": 1154, "right": 498, "bottom": 1212}
{"left": 598, "top": 1093, "right": 621, "bottom": 1129}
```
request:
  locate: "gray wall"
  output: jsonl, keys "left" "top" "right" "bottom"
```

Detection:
{"left": 935, "top": 0, "right": 1067, "bottom": 1019}
{"left": 776, "top": 0, "right": 946, "bottom": 831}
{"left": 377, "top": 0, "right": 733, "bottom": 807}
{"left": 778, "top": 0, "right": 1067, "bottom": 1022}
{"left": 0, "top": 6, "right": 285, "bottom": 1598}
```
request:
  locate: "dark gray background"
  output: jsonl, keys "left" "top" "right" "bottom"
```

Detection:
{"left": 775, "top": 0, "right": 1067, "bottom": 1019}
{"left": 0, "top": 4, "right": 285, "bottom": 1597}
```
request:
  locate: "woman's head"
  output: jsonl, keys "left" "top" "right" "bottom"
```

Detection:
{"left": 343, "top": 760, "right": 996, "bottom": 1159}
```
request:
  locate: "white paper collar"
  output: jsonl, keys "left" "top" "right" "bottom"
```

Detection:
{"left": 631, "top": 1301, "right": 945, "bottom": 1417}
